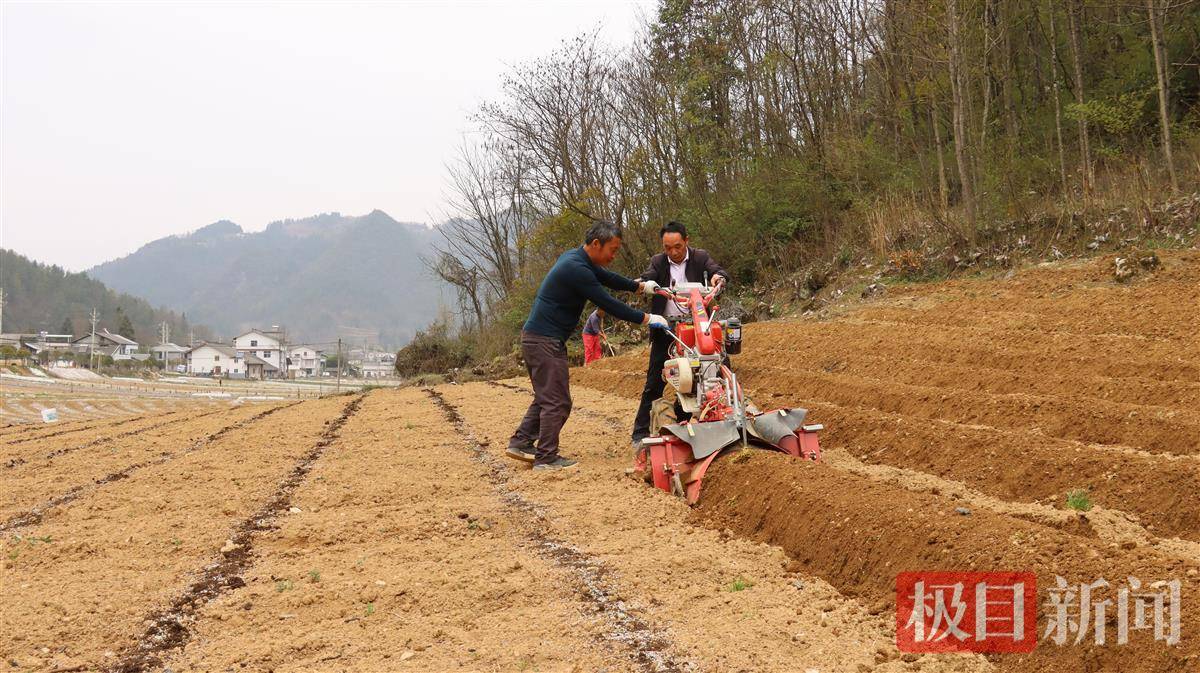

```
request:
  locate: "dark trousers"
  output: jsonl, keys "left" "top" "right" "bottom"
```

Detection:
{"left": 509, "top": 331, "right": 572, "bottom": 465}
{"left": 632, "top": 328, "right": 678, "bottom": 440}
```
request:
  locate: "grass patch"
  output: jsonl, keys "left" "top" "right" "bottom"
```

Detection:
{"left": 1066, "top": 488, "right": 1093, "bottom": 512}
{"left": 728, "top": 577, "right": 754, "bottom": 592}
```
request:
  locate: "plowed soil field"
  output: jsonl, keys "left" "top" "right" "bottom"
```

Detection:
{"left": 2, "top": 251, "right": 1196, "bottom": 672}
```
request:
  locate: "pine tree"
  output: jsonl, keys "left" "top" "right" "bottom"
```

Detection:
{"left": 59, "top": 317, "right": 73, "bottom": 336}
{"left": 116, "top": 309, "right": 136, "bottom": 342}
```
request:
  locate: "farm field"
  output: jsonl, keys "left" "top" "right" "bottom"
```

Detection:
{"left": 2, "top": 251, "right": 1197, "bottom": 672}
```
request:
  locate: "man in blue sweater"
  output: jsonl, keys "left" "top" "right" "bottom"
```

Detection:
{"left": 507, "top": 221, "right": 668, "bottom": 470}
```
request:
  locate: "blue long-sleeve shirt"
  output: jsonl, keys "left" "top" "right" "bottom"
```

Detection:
{"left": 523, "top": 247, "right": 645, "bottom": 342}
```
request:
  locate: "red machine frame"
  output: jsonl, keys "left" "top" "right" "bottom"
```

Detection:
{"left": 634, "top": 282, "right": 821, "bottom": 503}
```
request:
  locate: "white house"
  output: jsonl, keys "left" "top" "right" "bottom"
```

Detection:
{"left": 288, "top": 345, "right": 323, "bottom": 378}
{"left": 185, "top": 342, "right": 244, "bottom": 377}
{"left": 233, "top": 328, "right": 286, "bottom": 378}
{"left": 358, "top": 351, "right": 396, "bottom": 379}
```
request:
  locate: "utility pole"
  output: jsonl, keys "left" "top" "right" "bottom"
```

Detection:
{"left": 88, "top": 308, "right": 99, "bottom": 370}
{"left": 336, "top": 337, "right": 342, "bottom": 393}
{"left": 159, "top": 321, "right": 169, "bottom": 371}
{"left": 0, "top": 287, "right": 5, "bottom": 335}
{"left": 281, "top": 326, "right": 289, "bottom": 381}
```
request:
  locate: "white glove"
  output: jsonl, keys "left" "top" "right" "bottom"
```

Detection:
{"left": 645, "top": 313, "right": 669, "bottom": 329}
{"left": 641, "top": 280, "right": 661, "bottom": 296}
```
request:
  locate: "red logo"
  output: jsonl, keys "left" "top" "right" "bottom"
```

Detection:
{"left": 896, "top": 571, "right": 1037, "bottom": 653}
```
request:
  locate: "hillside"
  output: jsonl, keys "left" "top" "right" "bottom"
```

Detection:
{"left": 0, "top": 248, "right": 204, "bottom": 344}
{"left": 88, "top": 210, "right": 444, "bottom": 347}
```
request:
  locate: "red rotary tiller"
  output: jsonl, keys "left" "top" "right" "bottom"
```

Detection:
{"left": 634, "top": 282, "right": 821, "bottom": 504}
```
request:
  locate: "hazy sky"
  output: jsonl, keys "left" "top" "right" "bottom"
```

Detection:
{"left": 1, "top": 0, "right": 654, "bottom": 271}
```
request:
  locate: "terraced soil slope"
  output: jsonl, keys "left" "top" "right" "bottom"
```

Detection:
{"left": 574, "top": 250, "right": 1200, "bottom": 673}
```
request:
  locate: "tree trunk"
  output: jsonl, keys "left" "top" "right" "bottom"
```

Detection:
{"left": 948, "top": 0, "right": 978, "bottom": 234}
{"left": 1048, "top": 0, "right": 1069, "bottom": 196}
{"left": 932, "top": 99, "right": 950, "bottom": 210}
{"left": 1000, "top": 0, "right": 1017, "bottom": 143}
{"left": 1065, "top": 0, "right": 1093, "bottom": 193}
{"left": 980, "top": 0, "right": 994, "bottom": 162}
{"left": 1145, "top": 0, "right": 1178, "bottom": 192}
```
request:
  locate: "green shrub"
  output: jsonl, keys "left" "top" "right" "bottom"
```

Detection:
{"left": 394, "top": 319, "right": 471, "bottom": 377}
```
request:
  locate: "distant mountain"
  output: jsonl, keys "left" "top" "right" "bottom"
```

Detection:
{"left": 0, "top": 248, "right": 206, "bottom": 344}
{"left": 88, "top": 210, "right": 443, "bottom": 348}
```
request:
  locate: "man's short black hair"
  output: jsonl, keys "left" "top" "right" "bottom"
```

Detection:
{"left": 660, "top": 221, "right": 688, "bottom": 239}
{"left": 584, "top": 220, "right": 623, "bottom": 245}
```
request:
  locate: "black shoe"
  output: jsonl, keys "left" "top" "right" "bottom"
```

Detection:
{"left": 533, "top": 457, "right": 579, "bottom": 471}
{"left": 505, "top": 446, "right": 536, "bottom": 463}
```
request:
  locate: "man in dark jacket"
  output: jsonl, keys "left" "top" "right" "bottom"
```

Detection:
{"left": 631, "top": 221, "right": 729, "bottom": 448}
{"left": 508, "top": 221, "right": 668, "bottom": 471}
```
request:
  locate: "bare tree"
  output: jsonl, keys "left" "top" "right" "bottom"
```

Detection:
{"left": 947, "top": 0, "right": 978, "bottom": 233}
{"left": 1065, "top": 0, "right": 1094, "bottom": 192}
{"left": 1047, "top": 0, "right": 1070, "bottom": 196}
{"left": 440, "top": 143, "right": 533, "bottom": 299}
{"left": 1145, "top": 0, "right": 1178, "bottom": 192}
{"left": 426, "top": 251, "right": 485, "bottom": 331}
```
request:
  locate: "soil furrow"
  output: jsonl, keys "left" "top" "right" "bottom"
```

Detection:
{"left": 0, "top": 402, "right": 299, "bottom": 533}
{"left": 426, "top": 388, "right": 689, "bottom": 673}
{"left": 751, "top": 338, "right": 1200, "bottom": 410}
{"left": 439, "top": 382, "right": 983, "bottom": 673}
{"left": 761, "top": 316, "right": 1197, "bottom": 382}
{"left": 853, "top": 304, "right": 1198, "bottom": 346}
{"left": 572, "top": 361, "right": 1200, "bottom": 547}
{"left": 798, "top": 396, "right": 1200, "bottom": 536}
{"left": 2, "top": 411, "right": 164, "bottom": 448}
{"left": 3, "top": 407, "right": 228, "bottom": 469}
{"left": 533, "top": 376, "right": 1200, "bottom": 576}
{"left": 0, "top": 395, "right": 353, "bottom": 672}
{"left": 0, "top": 413, "right": 149, "bottom": 441}
{"left": 729, "top": 367, "right": 1200, "bottom": 456}
{"left": 107, "top": 394, "right": 364, "bottom": 673}
{"left": 159, "top": 389, "right": 634, "bottom": 673}
{"left": 696, "top": 453, "right": 1200, "bottom": 673}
